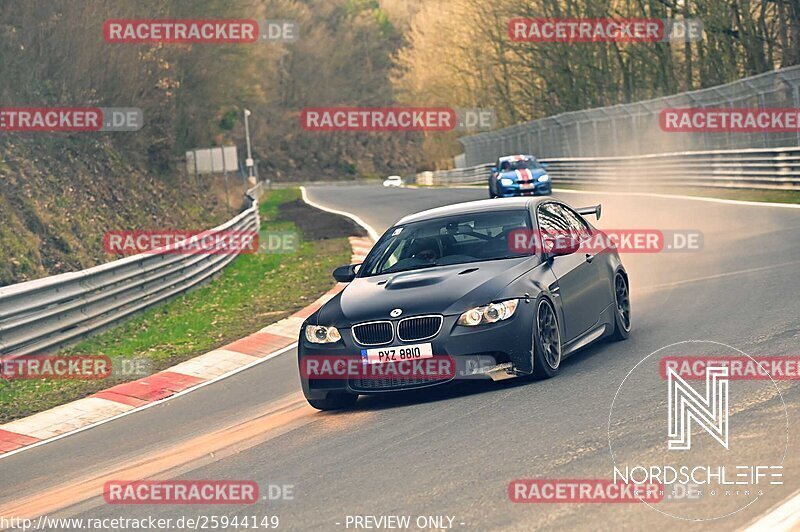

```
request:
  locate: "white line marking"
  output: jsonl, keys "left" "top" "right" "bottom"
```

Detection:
{"left": 300, "top": 186, "right": 380, "bottom": 241}
{"left": 638, "top": 260, "right": 800, "bottom": 292}
{"left": 552, "top": 188, "right": 800, "bottom": 210}
{"left": 744, "top": 489, "right": 800, "bottom": 531}
{"left": 0, "top": 343, "right": 297, "bottom": 461}
{"left": 439, "top": 185, "right": 800, "bottom": 209}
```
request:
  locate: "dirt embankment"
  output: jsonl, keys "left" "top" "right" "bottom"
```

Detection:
{"left": 276, "top": 199, "right": 367, "bottom": 240}
{"left": 0, "top": 135, "right": 240, "bottom": 287}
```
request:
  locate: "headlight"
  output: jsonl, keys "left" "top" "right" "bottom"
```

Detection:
{"left": 457, "top": 299, "right": 519, "bottom": 326}
{"left": 500, "top": 178, "right": 514, "bottom": 186}
{"left": 305, "top": 325, "right": 342, "bottom": 344}
{"left": 538, "top": 174, "right": 550, "bottom": 182}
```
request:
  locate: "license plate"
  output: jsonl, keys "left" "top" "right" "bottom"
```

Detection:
{"left": 520, "top": 183, "right": 534, "bottom": 190}
{"left": 361, "top": 343, "right": 434, "bottom": 364}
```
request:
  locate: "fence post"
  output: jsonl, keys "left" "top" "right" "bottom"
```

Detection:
{"left": 794, "top": 84, "right": 800, "bottom": 147}
{"left": 193, "top": 149, "right": 200, "bottom": 188}
{"left": 222, "top": 146, "right": 231, "bottom": 208}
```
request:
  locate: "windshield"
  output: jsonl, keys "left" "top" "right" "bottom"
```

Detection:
{"left": 499, "top": 158, "right": 541, "bottom": 171}
{"left": 360, "top": 209, "right": 533, "bottom": 276}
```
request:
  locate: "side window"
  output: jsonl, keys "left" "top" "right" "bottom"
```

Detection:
{"left": 536, "top": 203, "right": 572, "bottom": 253}
{"left": 537, "top": 203, "right": 570, "bottom": 235}
{"left": 558, "top": 204, "right": 592, "bottom": 240}
{"left": 378, "top": 239, "right": 408, "bottom": 271}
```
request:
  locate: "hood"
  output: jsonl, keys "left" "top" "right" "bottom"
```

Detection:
{"left": 499, "top": 168, "right": 546, "bottom": 181}
{"left": 318, "top": 257, "right": 538, "bottom": 325}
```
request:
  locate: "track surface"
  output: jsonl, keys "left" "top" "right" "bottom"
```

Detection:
{"left": 1, "top": 185, "right": 799, "bottom": 530}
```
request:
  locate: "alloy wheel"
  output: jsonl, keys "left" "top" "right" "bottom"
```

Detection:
{"left": 537, "top": 300, "right": 561, "bottom": 370}
{"left": 614, "top": 273, "right": 631, "bottom": 331}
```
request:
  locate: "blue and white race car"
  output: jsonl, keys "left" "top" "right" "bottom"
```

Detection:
{"left": 489, "top": 154, "right": 551, "bottom": 198}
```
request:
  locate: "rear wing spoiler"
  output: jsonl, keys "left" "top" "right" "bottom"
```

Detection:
{"left": 576, "top": 204, "right": 601, "bottom": 220}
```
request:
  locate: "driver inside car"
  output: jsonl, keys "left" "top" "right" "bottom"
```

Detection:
{"left": 408, "top": 237, "right": 440, "bottom": 262}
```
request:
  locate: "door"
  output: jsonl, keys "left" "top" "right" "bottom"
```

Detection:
{"left": 537, "top": 202, "right": 608, "bottom": 342}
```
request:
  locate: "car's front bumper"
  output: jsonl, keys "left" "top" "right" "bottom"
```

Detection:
{"left": 298, "top": 306, "right": 535, "bottom": 399}
{"left": 497, "top": 181, "right": 551, "bottom": 197}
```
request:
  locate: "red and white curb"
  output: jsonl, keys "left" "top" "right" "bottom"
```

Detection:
{"left": 0, "top": 235, "right": 372, "bottom": 457}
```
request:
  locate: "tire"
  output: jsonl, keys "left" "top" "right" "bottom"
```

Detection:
{"left": 531, "top": 298, "right": 562, "bottom": 379}
{"left": 306, "top": 392, "right": 358, "bottom": 411}
{"left": 610, "top": 272, "right": 631, "bottom": 341}
{"left": 489, "top": 182, "right": 497, "bottom": 198}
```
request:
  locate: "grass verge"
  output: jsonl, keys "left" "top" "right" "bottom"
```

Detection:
{"left": 0, "top": 188, "right": 359, "bottom": 423}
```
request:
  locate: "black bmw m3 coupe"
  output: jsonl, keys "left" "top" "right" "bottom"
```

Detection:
{"left": 299, "top": 197, "right": 631, "bottom": 410}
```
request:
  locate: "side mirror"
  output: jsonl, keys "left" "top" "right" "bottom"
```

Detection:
{"left": 541, "top": 162, "right": 550, "bottom": 169}
{"left": 543, "top": 234, "right": 580, "bottom": 258}
{"left": 490, "top": 167, "right": 498, "bottom": 175}
{"left": 333, "top": 264, "right": 359, "bottom": 283}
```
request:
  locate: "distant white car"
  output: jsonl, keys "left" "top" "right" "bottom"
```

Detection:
{"left": 383, "top": 175, "right": 404, "bottom": 187}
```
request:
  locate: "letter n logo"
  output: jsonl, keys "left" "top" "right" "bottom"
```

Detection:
{"left": 667, "top": 365, "right": 729, "bottom": 450}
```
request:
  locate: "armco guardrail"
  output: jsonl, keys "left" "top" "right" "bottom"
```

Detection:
{"left": 417, "top": 147, "right": 800, "bottom": 191}
{"left": 0, "top": 183, "right": 265, "bottom": 358}
{"left": 416, "top": 167, "right": 491, "bottom": 186}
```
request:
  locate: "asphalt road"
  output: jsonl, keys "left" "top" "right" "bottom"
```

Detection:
{"left": 1, "top": 185, "right": 799, "bottom": 531}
